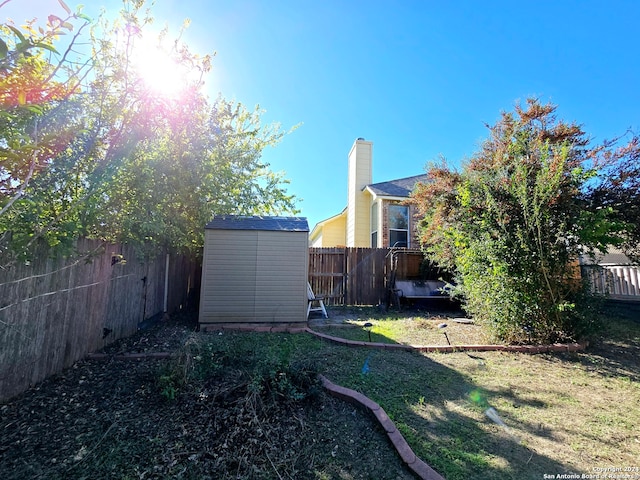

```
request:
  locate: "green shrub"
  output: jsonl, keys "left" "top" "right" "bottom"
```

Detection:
{"left": 413, "top": 99, "right": 616, "bottom": 344}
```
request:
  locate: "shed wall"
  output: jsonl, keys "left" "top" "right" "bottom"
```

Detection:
{"left": 199, "top": 230, "right": 257, "bottom": 322}
{"left": 199, "top": 229, "right": 307, "bottom": 323}
{"left": 255, "top": 231, "right": 308, "bottom": 322}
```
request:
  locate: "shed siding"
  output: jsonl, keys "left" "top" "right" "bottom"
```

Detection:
{"left": 199, "top": 229, "right": 258, "bottom": 323}
{"left": 255, "top": 231, "right": 308, "bottom": 322}
{"left": 199, "top": 220, "right": 308, "bottom": 324}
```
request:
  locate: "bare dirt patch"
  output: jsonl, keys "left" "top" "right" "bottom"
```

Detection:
{"left": 0, "top": 313, "right": 414, "bottom": 480}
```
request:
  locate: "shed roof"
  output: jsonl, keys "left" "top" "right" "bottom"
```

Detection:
{"left": 366, "top": 174, "right": 429, "bottom": 198}
{"left": 205, "top": 215, "right": 309, "bottom": 232}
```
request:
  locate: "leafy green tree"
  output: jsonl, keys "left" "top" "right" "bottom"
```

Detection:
{"left": 71, "top": 3, "right": 296, "bottom": 257}
{"left": 412, "top": 99, "right": 636, "bottom": 344}
{"left": 1, "top": 0, "right": 297, "bottom": 263}
{"left": 585, "top": 136, "right": 640, "bottom": 263}
{"left": 88, "top": 95, "right": 297, "bottom": 257}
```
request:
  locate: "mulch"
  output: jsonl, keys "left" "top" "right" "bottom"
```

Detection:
{"left": 0, "top": 313, "right": 415, "bottom": 480}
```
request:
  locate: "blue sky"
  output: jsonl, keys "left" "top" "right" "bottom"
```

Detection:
{"left": 5, "top": 0, "right": 640, "bottom": 230}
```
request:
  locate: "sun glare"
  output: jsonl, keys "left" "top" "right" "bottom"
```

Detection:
{"left": 131, "top": 35, "right": 195, "bottom": 98}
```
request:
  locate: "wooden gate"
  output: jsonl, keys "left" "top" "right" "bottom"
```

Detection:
{"left": 308, "top": 248, "right": 425, "bottom": 306}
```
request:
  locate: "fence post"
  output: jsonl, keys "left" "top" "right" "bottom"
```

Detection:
{"left": 163, "top": 253, "right": 170, "bottom": 313}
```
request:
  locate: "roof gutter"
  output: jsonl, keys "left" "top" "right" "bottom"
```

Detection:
{"left": 363, "top": 186, "right": 411, "bottom": 203}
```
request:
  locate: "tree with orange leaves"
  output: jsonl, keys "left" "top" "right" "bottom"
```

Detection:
{"left": 0, "top": 0, "right": 92, "bottom": 217}
{"left": 0, "top": 0, "right": 297, "bottom": 265}
{"left": 585, "top": 135, "right": 640, "bottom": 263}
{"left": 412, "top": 98, "right": 638, "bottom": 344}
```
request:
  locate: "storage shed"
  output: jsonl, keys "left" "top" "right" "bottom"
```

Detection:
{"left": 199, "top": 215, "right": 310, "bottom": 326}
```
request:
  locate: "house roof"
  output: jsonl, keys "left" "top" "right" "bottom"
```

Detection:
{"left": 580, "top": 248, "right": 634, "bottom": 265}
{"left": 206, "top": 215, "right": 309, "bottom": 232}
{"left": 309, "top": 207, "right": 346, "bottom": 241}
{"left": 365, "top": 174, "right": 429, "bottom": 198}
{"left": 311, "top": 174, "right": 428, "bottom": 234}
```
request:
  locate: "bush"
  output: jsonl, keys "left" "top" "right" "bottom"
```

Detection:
{"left": 413, "top": 99, "right": 616, "bottom": 344}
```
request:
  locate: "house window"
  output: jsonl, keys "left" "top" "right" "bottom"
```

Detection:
{"left": 371, "top": 203, "right": 378, "bottom": 248}
{"left": 388, "top": 204, "right": 409, "bottom": 247}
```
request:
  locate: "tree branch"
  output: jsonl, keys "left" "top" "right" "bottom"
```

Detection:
{"left": 0, "top": 149, "right": 39, "bottom": 217}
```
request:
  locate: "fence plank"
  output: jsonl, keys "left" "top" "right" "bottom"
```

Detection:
{"left": 309, "top": 247, "right": 425, "bottom": 306}
{"left": 308, "top": 248, "right": 347, "bottom": 305}
{"left": 581, "top": 264, "right": 640, "bottom": 302}
{"left": 0, "top": 239, "right": 198, "bottom": 401}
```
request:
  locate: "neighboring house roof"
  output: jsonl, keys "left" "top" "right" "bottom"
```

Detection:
{"left": 580, "top": 248, "right": 634, "bottom": 265}
{"left": 364, "top": 174, "right": 429, "bottom": 200}
{"left": 309, "top": 207, "right": 346, "bottom": 242}
{"left": 206, "top": 215, "right": 309, "bottom": 232}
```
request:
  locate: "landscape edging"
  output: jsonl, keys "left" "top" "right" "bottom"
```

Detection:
{"left": 85, "top": 326, "right": 588, "bottom": 361}
{"left": 318, "top": 374, "right": 445, "bottom": 480}
{"left": 83, "top": 325, "right": 587, "bottom": 479}
{"left": 305, "top": 327, "right": 587, "bottom": 353}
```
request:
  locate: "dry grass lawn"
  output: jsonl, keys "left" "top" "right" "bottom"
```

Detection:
{"left": 314, "top": 302, "right": 640, "bottom": 479}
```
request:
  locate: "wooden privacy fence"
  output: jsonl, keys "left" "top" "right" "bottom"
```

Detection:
{"left": 309, "top": 249, "right": 640, "bottom": 307}
{"left": 581, "top": 264, "right": 640, "bottom": 301}
{"left": 308, "top": 248, "right": 426, "bottom": 306}
{"left": 0, "top": 238, "right": 199, "bottom": 402}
